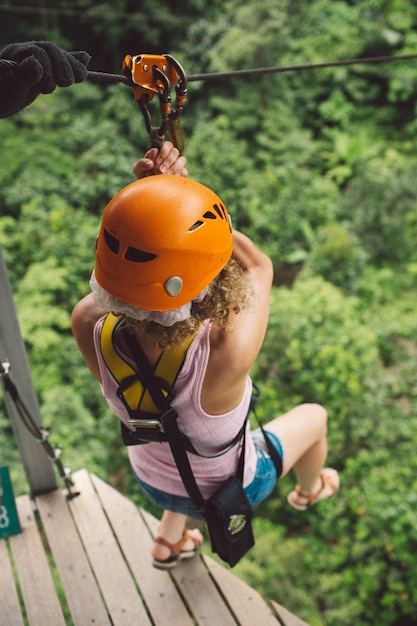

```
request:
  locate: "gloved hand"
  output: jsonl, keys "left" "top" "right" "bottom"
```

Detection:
{"left": 0, "top": 41, "right": 91, "bottom": 118}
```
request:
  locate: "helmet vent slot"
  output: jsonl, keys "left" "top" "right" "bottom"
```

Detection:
{"left": 125, "top": 247, "right": 157, "bottom": 262}
{"left": 203, "top": 211, "right": 216, "bottom": 219}
{"left": 189, "top": 220, "right": 204, "bottom": 231}
{"left": 213, "top": 203, "right": 226, "bottom": 219}
{"left": 104, "top": 229, "right": 120, "bottom": 254}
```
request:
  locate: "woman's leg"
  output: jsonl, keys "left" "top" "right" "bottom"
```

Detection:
{"left": 264, "top": 403, "right": 338, "bottom": 504}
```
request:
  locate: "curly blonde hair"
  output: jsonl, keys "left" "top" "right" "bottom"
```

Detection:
{"left": 123, "top": 259, "right": 252, "bottom": 348}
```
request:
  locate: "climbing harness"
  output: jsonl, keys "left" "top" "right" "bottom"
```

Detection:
{"left": 0, "top": 359, "right": 79, "bottom": 499}
{"left": 122, "top": 53, "right": 187, "bottom": 153}
{"left": 99, "top": 312, "right": 282, "bottom": 474}
{"left": 100, "top": 312, "right": 194, "bottom": 439}
{"left": 100, "top": 312, "right": 248, "bottom": 456}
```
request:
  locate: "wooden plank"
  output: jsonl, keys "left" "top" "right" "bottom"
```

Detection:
{"left": 69, "top": 469, "right": 152, "bottom": 626}
{"left": 0, "top": 538, "right": 24, "bottom": 626}
{"left": 141, "top": 508, "right": 237, "bottom": 626}
{"left": 91, "top": 473, "right": 193, "bottom": 626}
{"left": 9, "top": 495, "right": 66, "bottom": 626}
{"left": 270, "top": 600, "right": 311, "bottom": 626}
{"left": 35, "top": 488, "right": 110, "bottom": 626}
{"left": 203, "top": 554, "right": 278, "bottom": 625}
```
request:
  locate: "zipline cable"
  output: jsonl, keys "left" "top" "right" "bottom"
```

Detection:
{"left": 186, "top": 53, "right": 417, "bottom": 82}
{"left": 1, "top": 52, "right": 417, "bottom": 86}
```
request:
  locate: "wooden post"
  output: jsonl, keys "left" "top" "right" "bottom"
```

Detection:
{"left": 0, "top": 244, "right": 57, "bottom": 495}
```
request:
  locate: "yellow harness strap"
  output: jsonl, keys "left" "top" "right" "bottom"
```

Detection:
{"left": 100, "top": 312, "right": 194, "bottom": 416}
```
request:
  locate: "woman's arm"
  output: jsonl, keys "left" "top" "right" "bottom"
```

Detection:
{"left": 207, "top": 231, "right": 273, "bottom": 386}
{"left": 71, "top": 294, "right": 104, "bottom": 382}
{"left": 230, "top": 229, "right": 274, "bottom": 352}
{"left": 232, "top": 229, "right": 273, "bottom": 276}
{"left": 203, "top": 230, "right": 273, "bottom": 412}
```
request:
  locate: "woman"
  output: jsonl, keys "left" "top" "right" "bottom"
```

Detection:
{"left": 72, "top": 142, "right": 339, "bottom": 569}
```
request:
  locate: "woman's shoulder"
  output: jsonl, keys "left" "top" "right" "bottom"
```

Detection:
{"left": 208, "top": 321, "right": 253, "bottom": 379}
{"left": 71, "top": 294, "right": 107, "bottom": 382}
{"left": 71, "top": 294, "right": 105, "bottom": 336}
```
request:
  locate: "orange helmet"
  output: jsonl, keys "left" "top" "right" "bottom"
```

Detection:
{"left": 94, "top": 175, "right": 233, "bottom": 310}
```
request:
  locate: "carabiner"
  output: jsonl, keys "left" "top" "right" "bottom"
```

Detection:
{"left": 122, "top": 53, "right": 188, "bottom": 153}
{"left": 164, "top": 55, "right": 187, "bottom": 154}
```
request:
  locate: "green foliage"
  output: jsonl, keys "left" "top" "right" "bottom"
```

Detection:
{"left": 337, "top": 152, "right": 417, "bottom": 265}
{"left": 255, "top": 276, "right": 379, "bottom": 405}
{"left": 308, "top": 221, "right": 368, "bottom": 290}
{"left": 186, "top": 114, "right": 341, "bottom": 266}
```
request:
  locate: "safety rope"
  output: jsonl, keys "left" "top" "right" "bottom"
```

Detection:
{"left": 0, "top": 359, "right": 79, "bottom": 499}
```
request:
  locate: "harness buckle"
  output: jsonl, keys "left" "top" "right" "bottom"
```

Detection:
{"left": 128, "top": 417, "right": 165, "bottom": 433}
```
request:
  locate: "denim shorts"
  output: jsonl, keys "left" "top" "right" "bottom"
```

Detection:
{"left": 133, "top": 428, "right": 283, "bottom": 521}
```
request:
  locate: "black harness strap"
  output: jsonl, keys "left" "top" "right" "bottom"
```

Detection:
{"left": 126, "top": 333, "right": 247, "bottom": 458}
{"left": 126, "top": 333, "right": 248, "bottom": 512}
{"left": 250, "top": 384, "right": 283, "bottom": 478}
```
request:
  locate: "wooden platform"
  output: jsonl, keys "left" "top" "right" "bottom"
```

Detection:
{"left": 0, "top": 468, "right": 309, "bottom": 626}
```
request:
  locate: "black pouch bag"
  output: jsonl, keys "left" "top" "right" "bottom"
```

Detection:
{"left": 205, "top": 475, "right": 254, "bottom": 567}
{"left": 160, "top": 406, "right": 254, "bottom": 567}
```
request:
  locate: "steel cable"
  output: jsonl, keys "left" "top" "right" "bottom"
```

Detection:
{"left": 1, "top": 52, "right": 417, "bottom": 86}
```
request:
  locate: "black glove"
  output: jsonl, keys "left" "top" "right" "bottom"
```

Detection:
{"left": 0, "top": 41, "right": 91, "bottom": 118}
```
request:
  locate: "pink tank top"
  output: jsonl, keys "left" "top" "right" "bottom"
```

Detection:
{"left": 93, "top": 317, "right": 257, "bottom": 498}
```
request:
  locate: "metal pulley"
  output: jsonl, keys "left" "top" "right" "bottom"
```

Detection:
{"left": 122, "top": 53, "right": 187, "bottom": 153}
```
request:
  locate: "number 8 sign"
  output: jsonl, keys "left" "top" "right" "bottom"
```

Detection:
{"left": 0, "top": 467, "right": 21, "bottom": 539}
